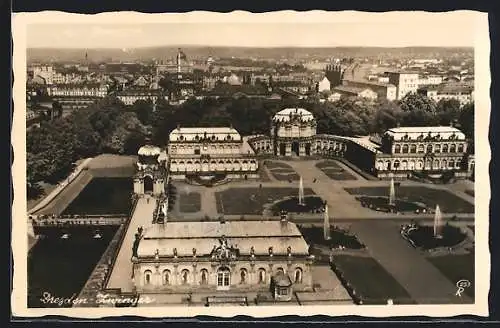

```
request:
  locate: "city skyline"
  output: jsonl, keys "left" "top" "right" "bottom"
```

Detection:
{"left": 25, "top": 12, "right": 478, "bottom": 49}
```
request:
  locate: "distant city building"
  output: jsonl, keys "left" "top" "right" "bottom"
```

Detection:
{"left": 332, "top": 85, "right": 378, "bottom": 101}
{"left": 32, "top": 65, "right": 55, "bottom": 85}
{"left": 386, "top": 71, "right": 419, "bottom": 100}
{"left": 274, "top": 81, "right": 310, "bottom": 95}
{"left": 342, "top": 79, "right": 397, "bottom": 101}
{"left": 417, "top": 75, "right": 443, "bottom": 86}
{"left": 116, "top": 89, "right": 168, "bottom": 106}
{"left": 167, "top": 126, "right": 258, "bottom": 180}
{"left": 317, "top": 77, "right": 331, "bottom": 93}
{"left": 47, "top": 83, "right": 109, "bottom": 98}
{"left": 418, "top": 83, "right": 474, "bottom": 106}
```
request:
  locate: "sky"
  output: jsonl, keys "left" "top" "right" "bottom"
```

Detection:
{"left": 25, "top": 12, "right": 478, "bottom": 48}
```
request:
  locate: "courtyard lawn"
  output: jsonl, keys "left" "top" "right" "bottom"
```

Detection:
{"left": 272, "top": 173, "right": 301, "bottom": 181}
{"left": 299, "top": 226, "right": 365, "bottom": 249}
{"left": 178, "top": 192, "right": 202, "bottom": 213}
{"left": 215, "top": 187, "right": 316, "bottom": 215}
{"left": 333, "top": 255, "right": 414, "bottom": 304}
{"left": 344, "top": 186, "right": 474, "bottom": 213}
{"left": 316, "top": 160, "right": 357, "bottom": 181}
{"left": 321, "top": 169, "right": 356, "bottom": 181}
{"left": 263, "top": 160, "right": 301, "bottom": 181}
{"left": 316, "top": 160, "right": 343, "bottom": 170}
{"left": 62, "top": 177, "right": 133, "bottom": 215}
{"left": 264, "top": 161, "right": 294, "bottom": 170}
{"left": 426, "top": 253, "right": 475, "bottom": 298}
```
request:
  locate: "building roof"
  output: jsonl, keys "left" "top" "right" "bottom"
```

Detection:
{"left": 419, "top": 83, "right": 474, "bottom": 94}
{"left": 169, "top": 126, "right": 242, "bottom": 142}
{"left": 272, "top": 273, "right": 293, "bottom": 287}
{"left": 343, "top": 78, "right": 395, "bottom": 88}
{"left": 272, "top": 108, "right": 315, "bottom": 123}
{"left": 138, "top": 144, "right": 162, "bottom": 157}
{"left": 385, "top": 126, "right": 466, "bottom": 140}
{"left": 384, "top": 70, "right": 420, "bottom": 75}
{"left": 137, "top": 221, "right": 309, "bottom": 257}
{"left": 333, "top": 85, "right": 375, "bottom": 95}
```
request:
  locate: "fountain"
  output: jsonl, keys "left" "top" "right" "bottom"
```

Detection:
{"left": 324, "top": 203, "right": 331, "bottom": 241}
{"left": 161, "top": 201, "right": 168, "bottom": 219}
{"left": 298, "top": 176, "right": 305, "bottom": 206}
{"left": 433, "top": 205, "right": 443, "bottom": 239}
{"left": 388, "top": 178, "right": 396, "bottom": 207}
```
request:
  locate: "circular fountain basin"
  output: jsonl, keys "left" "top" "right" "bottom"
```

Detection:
{"left": 357, "top": 196, "right": 427, "bottom": 213}
{"left": 270, "top": 196, "right": 325, "bottom": 215}
{"left": 404, "top": 225, "right": 466, "bottom": 250}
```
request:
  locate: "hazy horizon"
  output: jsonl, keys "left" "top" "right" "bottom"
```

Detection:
{"left": 26, "top": 13, "right": 477, "bottom": 49}
{"left": 27, "top": 45, "right": 475, "bottom": 50}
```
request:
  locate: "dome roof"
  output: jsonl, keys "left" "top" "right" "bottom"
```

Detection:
{"left": 138, "top": 144, "right": 161, "bottom": 157}
{"left": 272, "top": 108, "right": 315, "bottom": 123}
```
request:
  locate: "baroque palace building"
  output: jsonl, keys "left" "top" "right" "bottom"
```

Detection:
{"left": 130, "top": 219, "right": 323, "bottom": 305}
{"left": 247, "top": 107, "right": 474, "bottom": 180}
{"left": 133, "top": 144, "right": 168, "bottom": 195}
{"left": 167, "top": 126, "right": 259, "bottom": 181}
{"left": 248, "top": 108, "right": 349, "bottom": 158}
{"left": 373, "top": 126, "right": 474, "bottom": 179}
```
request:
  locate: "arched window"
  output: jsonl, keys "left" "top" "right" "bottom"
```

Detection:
{"left": 442, "top": 144, "right": 449, "bottom": 153}
{"left": 417, "top": 144, "right": 424, "bottom": 153}
{"left": 458, "top": 144, "right": 464, "bottom": 153}
{"left": 434, "top": 144, "right": 441, "bottom": 153}
{"left": 258, "top": 268, "right": 266, "bottom": 284}
{"left": 402, "top": 144, "right": 409, "bottom": 153}
{"left": 394, "top": 144, "right": 401, "bottom": 153}
{"left": 181, "top": 269, "right": 190, "bottom": 285}
{"left": 426, "top": 144, "right": 433, "bottom": 153}
{"left": 162, "top": 269, "right": 171, "bottom": 285}
{"left": 441, "top": 159, "right": 447, "bottom": 169}
{"left": 200, "top": 269, "right": 208, "bottom": 285}
{"left": 394, "top": 160, "right": 401, "bottom": 170}
{"left": 448, "top": 160, "right": 455, "bottom": 168}
{"left": 410, "top": 144, "right": 417, "bottom": 153}
{"left": 450, "top": 144, "right": 456, "bottom": 153}
{"left": 276, "top": 267, "right": 285, "bottom": 275}
{"left": 144, "top": 270, "right": 152, "bottom": 285}
{"left": 433, "top": 159, "right": 440, "bottom": 170}
{"left": 294, "top": 268, "right": 303, "bottom": 284}
{"left": 217, "top": 266, "right": 231, "bottom": 288}
{"left": 240, "top": 269, "right": 248, "bottom": 284}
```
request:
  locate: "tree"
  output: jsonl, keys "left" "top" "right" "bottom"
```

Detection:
{"left": 458, "top": 102, "right": 474, "bottom": 139}
{"left": 436, "top": 99, "right": 461, "bottom": 125}
{"left": 52, "top": 100, "right": 63, "bottom": 118}
{"left": 123, "top": 131, "right": 146, "bottom": 155}
{"left": 399, "top": 92, "right": 437, "bottom": 113}
{"left": 133, "top": 99, "right": 154, "bottom": 125}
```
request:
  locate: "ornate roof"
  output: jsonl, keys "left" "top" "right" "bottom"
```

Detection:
{"left": 138, "top": 144, "right": 162, "bottom": 157}
{"left": 272, "top": 108, "right": 315, "bottom": 123}
{"left": 385, "top": 126, "right": 466, "bottom": 141}
{"left": 136, "top": 221, "right": 309, "bottom": 258}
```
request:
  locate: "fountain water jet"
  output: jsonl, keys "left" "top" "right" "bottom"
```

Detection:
{"left": 388, "top": 178, "right": 396, "bottom": 207}
{"left": 298, "top": 176, "right": 305, "bottom": 206}
{"left": 324, "top": 203, "right": 331, "bottom": 240}
{"left": 433, "top": 205, "right": 443, "bottom": 239}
